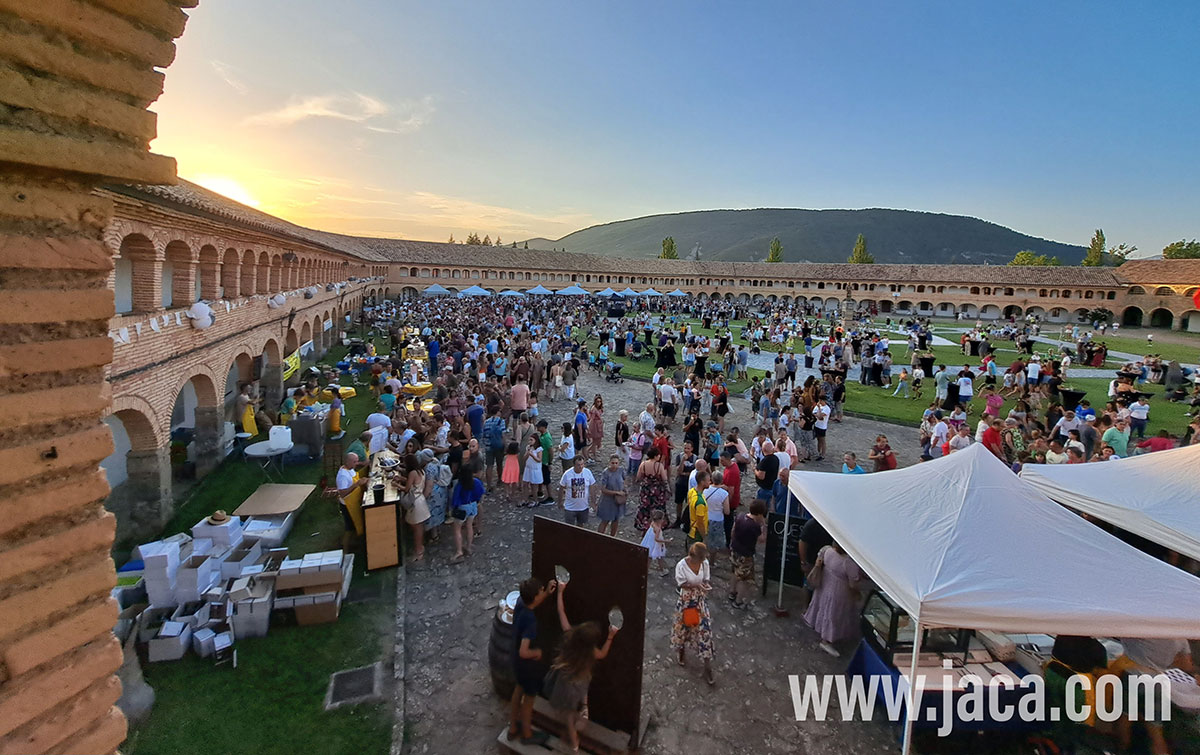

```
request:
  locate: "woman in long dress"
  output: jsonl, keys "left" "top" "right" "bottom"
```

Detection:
{"left": 671, "top": 542, "right": 714, "bottom": 685}
{"left": 633, "top": 446, "right": 670, "bottom": 531}
{"left": 803, "top": 542, "right": 865, "bottom": 657}
{"left": 587, "top": 395, "right": 605, "bottom": 461}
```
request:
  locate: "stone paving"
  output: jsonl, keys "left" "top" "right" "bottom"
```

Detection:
{"left": 401, "top": 368, "right": 907, "bottom": 754}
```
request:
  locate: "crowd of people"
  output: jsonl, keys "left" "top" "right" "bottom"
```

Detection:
{"left": 306, "top": 293, "right": 1200, "bottom": 746}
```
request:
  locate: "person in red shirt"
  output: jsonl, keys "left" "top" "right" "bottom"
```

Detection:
{"left": 1136, "top": 430, "right": 1175, "bottom": 454}
{"left": 982, "top": 419, "right": 1005, "bottom": 460}
{"left": 652, "top": 426, "right": 673, "bottom": 462}
{"left": 718, "top": 449, "right": 741, "bottom": 547}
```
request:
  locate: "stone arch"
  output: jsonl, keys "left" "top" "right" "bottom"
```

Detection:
{"left": 1047, "top": 307, "right": 1069, "bottom": 323}
{"left": 1026, "top": 306, "right": 1046, "bottom": 318}
{"left": 270, "top": 253, "right": 283, "bottom": 292}
{"left": 255, "top": 251, "right": 270, "bottom": 294}
{"left": 878, "top": 299, "right": 893, "bottom": 313}
{"left": 299, "top": 319, "right": 312, "bottom": 347}
{"left": 1154, "top": 286, "right": 1175, "bottom": 296}
{"left": 103, "top": 400, "right": 170, "bottom": 543}
{"left": 402, "top": 286, "right": 418, "bottom": 299}
{"left": 198, "top": 244, "right": 221, "bottom": 299}
{"left": 1003, "top": 305, "right": 1023, "bottom": 319}
{"left": 897, "top": 300, "right": 914, "bottom": 313}
{"left": 1073, "top": 307, "right": 1090, "bottom": 322}
{"left": 1128, "top": 286, "right": 1146, "bottom": 295}
{"left": 1149, "top": 308, "right": 1174, "bottom": 329}
{"left": 221, "top": 248, "right": 240, "bottom": 298}
{"left": 1181, "top": 311, "right": 1200, "bottom": 333}
{"left": 980, "top": 304, "right": 1001, "bottom": 320}
{"left": 935, "top": 302, "right": 955, "bottom": 316}
{"left": 1122, "top": 306, "right": 1144, "bottom": 327}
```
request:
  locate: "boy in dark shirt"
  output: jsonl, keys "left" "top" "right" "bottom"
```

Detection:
{"left": 508, "top": 577, "right": 556, "bottom": 744}
{"left": 729, "top": 499, "right": 768, "bottom": 609}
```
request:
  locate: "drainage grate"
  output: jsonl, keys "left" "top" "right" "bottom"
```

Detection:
{"left": 324, "top": 662, "right": 384, "bottom": 710}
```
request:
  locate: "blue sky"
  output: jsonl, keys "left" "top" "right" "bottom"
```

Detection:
{"left": 153, "top": 0, "right": 1199, "bottom": 254}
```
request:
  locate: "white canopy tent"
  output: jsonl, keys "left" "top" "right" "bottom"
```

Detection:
{"left": 458, "top": 284, "right": 491, "bottom": 296}
{"left": 525, "top": 284, "right": 553, "bottom": 295}
{"left": 1020, "top": 444, "right": 1200, "bottom": 562}
{"left": 788, "top": 443, "right": 1200, "bottom": 753}
{"left": 421, "top": 283, "right": 451, "bottom": 296}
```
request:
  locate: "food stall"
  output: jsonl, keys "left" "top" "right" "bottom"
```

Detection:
{"left": 362, "top": 449, "right": 403, "bottom": 570}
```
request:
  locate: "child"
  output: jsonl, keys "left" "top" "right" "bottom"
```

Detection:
{"left": 521, "top": 434, "right": 544, "bottom": 506}
{"left": 528, "top": 391, "right": 539, "bottom": 421}
{"left": 640, "top": 510, "right": 670, "bottom": 575}
{"left": 507, "top": 577, "right": 555, "bottom": 746}
{"left": 502, "top": 439, "right": 521, "bottom": 496}
{"left": 548, "top": 581, "right": 618, "bottom": 753}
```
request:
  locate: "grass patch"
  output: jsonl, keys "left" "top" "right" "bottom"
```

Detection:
{"left": 125, "top": 334, "right": 398, "bottom": 755}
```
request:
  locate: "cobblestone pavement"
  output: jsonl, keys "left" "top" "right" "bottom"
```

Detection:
{"left": 402, "top": 369, "right": 907, "bottom": 754}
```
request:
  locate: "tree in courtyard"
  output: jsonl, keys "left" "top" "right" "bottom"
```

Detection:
{"left": 847, "top": 233, "right": 874, "bottom": 263}
{"left": 766, "top": 237, "right": 784, "bottom": 263}
{"left": 660, "top": 236, "right": 679, "bottom": 259}
{"left": 1008, "top": 250, "right": 1060, "bottom": 266}
{"left": 1082, "top": 229, "right": 1106, "bottom": 266}
{"left": 1163, "top": 239, "right": 1200, "bottom": 259}
{"left": 1085, "top": 308, "right": 1114, "bottom": 324}
{"left": 447, "top": 234, "right": 455, "bottom": 244}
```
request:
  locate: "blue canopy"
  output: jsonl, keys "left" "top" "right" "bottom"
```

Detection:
{"left": 422, "top": 283, "right": 451, "bottom": 296}
{"left": 499, "top": 289, "right": 525, "bottom": 297}
{"left": 596, "top": 287, "right": 617, "bottom": 297}
{"left": 619, "top": 287, "right": 638, "bottom": 297}
{"left": 640, "top": 287, "right": 663, "bottom": 297}
{"left": 525, "top": 284, "right": 553, "bottom": 295}
{"left": 458, "top": 284, "right": 491, "bottom": 296}
{"left": 555, "top": 284, "right": 589, "bottom": 296}
{"left": 666, "top": 288, "right": 687, "bottom": 297}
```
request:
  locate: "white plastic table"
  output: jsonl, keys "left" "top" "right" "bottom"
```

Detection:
{"left": 243, "top": 441, "right": 292, "bottom": 481}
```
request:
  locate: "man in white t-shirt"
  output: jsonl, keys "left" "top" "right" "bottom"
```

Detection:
{"left": 366, "top": 411, "right": 392, "bottom": 430}
{"left": 931, "top": 415, "right": 950, "bottom": 454}
{"left": 336, "top": 453, "right": 368, "bottom": 549}
{"left": 557, "top": 456, "right": 596, "bottom": 527}
{"left": 658, "top": 380, "right": 678, "bottom": 428}
{"left": 704, "top": 470, "right": 731, "bottom": 554}
{"left": 813, "top": 398, "right": 831, "bottom": 460}
{"left": 1050, "top": 410, "right": 1082, "bottom": 443}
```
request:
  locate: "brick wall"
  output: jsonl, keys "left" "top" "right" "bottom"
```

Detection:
{"left": 0, "top": 0, "right": 194, "bottom": 752}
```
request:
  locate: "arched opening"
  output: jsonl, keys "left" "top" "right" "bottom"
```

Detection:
{"left": 118, "top": 233, "right": 158, "bottom": 313}
{"left": 878, "top": 300, "right": 893, "bottom": 313}
{"left": 1122, "top": 307, "right": 1144, "bottom": 327}
{"left": 979, "top": 304, "right": 1001, "bottom": 320}
{"left": 170, "top": 372, "right": 222, "bottom": 479}
{"left": 163, "top": 240, "right": 195, "bottom": 308}
{"left": 256, "top": 251, "right": 271, "bottom": 294}
{"left": 269, "top": 253, "right": 283, "bottom": 292}
{"left": 241, "top": 249, "right": 257, "bottom": 295}
{"left": 1149, "top": 308, "right": 1174, "bottom": 329}
{"left": 896, "top": 300, "right": 913, "bottom": 313}
{"left": 1182, "top": 311, "right": 1200, "bottom": 333}
{"left": 1128, "top": 286, "right": 1146, "bottom": 296}
{"left": 221, "top": 248, "right": 240, "bottom": 298}
{"left": 1154, "top": 287, "right": 1175, "bottom": 297}
{"left": 1047, "top": 308, "right": 1068, "bottom": 323}
{"left": 1072, "top": 308, "right": 1090, "bottom": 323}
{"left": 1003, "top": 305, "right": 1023, "bottom": 319}
{"left": 959, "top": 303, "right": 979, "bottom": 318}
{"left": 199, "top": 244, "right": 221, "bottom": 299}
{"left": 102, "top": 405, "right": 168, "bottom": 544}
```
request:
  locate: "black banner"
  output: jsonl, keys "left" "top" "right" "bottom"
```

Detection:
{"left": 762, "top": 511, "right": 806, "bottom": 595}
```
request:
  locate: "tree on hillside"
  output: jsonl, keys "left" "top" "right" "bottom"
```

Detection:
{"left": 465, "top": 232, "right": 482, "bottom": 245}
{"left": 766, "top": 237, "right": 784, "bottom": 263}
{"left": 495, "top": 236, "right": 502, "bottom": 246}
{"left": 847, "top": 233, "right": 874, "bottom": 263}
{"left": 447, "top": 234, "right": 455, "bottom": 244}
{"left": 1106, "top": 242, "right": 1136, "bottom": 266}
{"left": 512, "top": 241, "right": 518, "bottom": 248}
{"left": 1008, "top": 250, "right": 1060, "bottom": 266}
{"left": 523, "top": 241, "right": 529, "bottom": 249}
{"left": 482, "top": 235, "right": 491, "bottom": 246}
{"left": 660, "top": 236, "right": 679, "bottom": 259}
{"left": 1164, "top": 239, "right": 1200, "bottom": 259}
{"left": 1082, "top": 229, "right": 1105, "bottom": 266}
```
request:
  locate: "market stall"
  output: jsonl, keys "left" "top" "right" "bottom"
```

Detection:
{"left": 363, "top": 449, "right": 404, "bottom": 570}
{"left": 788, "top": 444, "right": 1200, "bottom": 753}
{"left": 1020, "top": 444, "right": 1200, "bottom": 562}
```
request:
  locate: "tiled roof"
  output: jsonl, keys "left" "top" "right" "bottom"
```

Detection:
{"left": 1117, "top": 260, "right": 1200, "bottom": 285}
{"left": 106, "top": 180, "right": 1130, "bottom": 287}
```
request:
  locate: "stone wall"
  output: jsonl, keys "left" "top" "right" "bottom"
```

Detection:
{"left": 0, "top": 0, "right": 194, "bottom": 752}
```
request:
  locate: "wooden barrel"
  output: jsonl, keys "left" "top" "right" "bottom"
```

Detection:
{"left": 488, "top": 593, "right": 517, "bottom": 698}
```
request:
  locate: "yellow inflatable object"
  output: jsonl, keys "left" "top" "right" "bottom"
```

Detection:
{"left": 241, "top": 405, "right": 258, "bottom": 437}
{"left": 319, "top": 387, "right": 357, "bottom": 401}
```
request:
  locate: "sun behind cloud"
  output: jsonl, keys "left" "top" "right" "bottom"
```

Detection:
{"left": 189, "top": 174, "right": 262, "bottom": 208}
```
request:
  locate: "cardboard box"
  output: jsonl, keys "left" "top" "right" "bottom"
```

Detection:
{"left": 220, "top": 538, "right": 264, "bottom": 580}
{"left": 191, "top": 515, "right": 244, "bottom": 548}
{"left": 192, "top": 626, "right": 217, "bottom": 657}
{"left": 171, "top": 601, "right": 212, "bottom": 631}
{"left": 175, "top": 555, "right": 219, "bottom": 603}
{"left": 228, "top": 576, "right": 254, "bottom": 602}
{"left": 283, "top": 554, "right": 353, "bottom": 625}
{"left": 137, "top": 606, "right": 176, "bottom": 643}
{"left": 274, "top": 550, "right": 346, "bottom": 590}
{"left": 231, "top": 577, "right": 274, "bottom": 639}
{"left": 148, "top": 620, "right": 193, "bottom": 662}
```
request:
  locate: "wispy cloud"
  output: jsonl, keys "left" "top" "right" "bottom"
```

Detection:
{"left": 210, "top": 60, "right": 248, "bottom": 95}
{"left": 243, "top": 93, "right": 433, "bottom": 134}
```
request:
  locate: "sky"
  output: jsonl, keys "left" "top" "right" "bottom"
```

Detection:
{"left": 152, "top": 0, "right": 1200, "bottom": 254}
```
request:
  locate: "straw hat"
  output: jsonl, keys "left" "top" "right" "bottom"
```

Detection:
{"left": 207, "top": 510, "right": 229, "bottom": 525}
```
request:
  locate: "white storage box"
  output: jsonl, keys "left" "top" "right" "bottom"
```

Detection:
{"left": 220, "top": 539, "right": 264, "bottom": 579}
{"left": 192, "top": 515, "right": 244, "bottom": 548}
{"left": 175, "top": 555, "right": 219, "bottom": 603}
{"left": 268, "top": 425, "right": 292, "bottom": 450}
{"left": 148, "top": 620, "right": 193, "bottom": 662}
{"left": 231, "top": 578, "right": 275, "bottom": 639}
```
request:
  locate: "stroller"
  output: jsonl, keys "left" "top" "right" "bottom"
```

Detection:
{"left": 605, "top": 362, "right": 625, "bottom": 383}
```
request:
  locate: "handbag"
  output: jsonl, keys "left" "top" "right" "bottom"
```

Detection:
{"left": 806, "top": 546, "right": 829, "bottom": 590}
{"left": 682, "top": 606, "right": 701, "bottom": 627}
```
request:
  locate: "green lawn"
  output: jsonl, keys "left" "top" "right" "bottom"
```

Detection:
{"left": 125, "top": 334, "right": 398, "bottom": 755}
{"left": 842, "top": 377, "right": 1192, "bottom": 437}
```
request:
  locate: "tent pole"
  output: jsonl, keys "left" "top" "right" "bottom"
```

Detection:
{"left": 901, "top": 619, "right": 922, "bottom": 755}
{"left": 776, "top": 494, "right": 791, "bottom": 612}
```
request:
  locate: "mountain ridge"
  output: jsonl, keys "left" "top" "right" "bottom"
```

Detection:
{"left": 520, "top": 208, "right": 1086, "bottom": 265}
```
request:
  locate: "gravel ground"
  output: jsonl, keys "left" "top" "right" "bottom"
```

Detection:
{"left": 402, "top": 368, "right": 907, "bottom": 754}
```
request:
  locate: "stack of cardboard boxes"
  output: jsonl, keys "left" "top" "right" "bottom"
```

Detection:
{"left": 115, "top": 513, "right": 356, "bottom": 662}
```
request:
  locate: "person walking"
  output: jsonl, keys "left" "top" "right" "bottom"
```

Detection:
{"left": 633, "top": 446, "right": 671, "bottom": 531}
{"left": 803, "top": 541, "right": 866, "bottom": 656}
{"left": 671, "top": 542, "right": 715, "bottom": 686}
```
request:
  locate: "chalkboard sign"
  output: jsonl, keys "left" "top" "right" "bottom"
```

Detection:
{"left": 762, "top": 512, "right": 806, "bottom": 595}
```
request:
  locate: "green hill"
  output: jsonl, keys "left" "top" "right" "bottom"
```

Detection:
{"left": 522, "top": 208, "right": 1084, "bottom": 264}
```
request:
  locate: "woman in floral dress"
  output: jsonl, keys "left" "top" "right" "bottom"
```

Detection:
{"left": 587, "top": 394, "right": 605, "bottom": 461}
{"left": 671, "top": 542, "right": 714, "bottom": 685}
{"left": 634, "top": 446, "right": 670, "bottom": 531}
